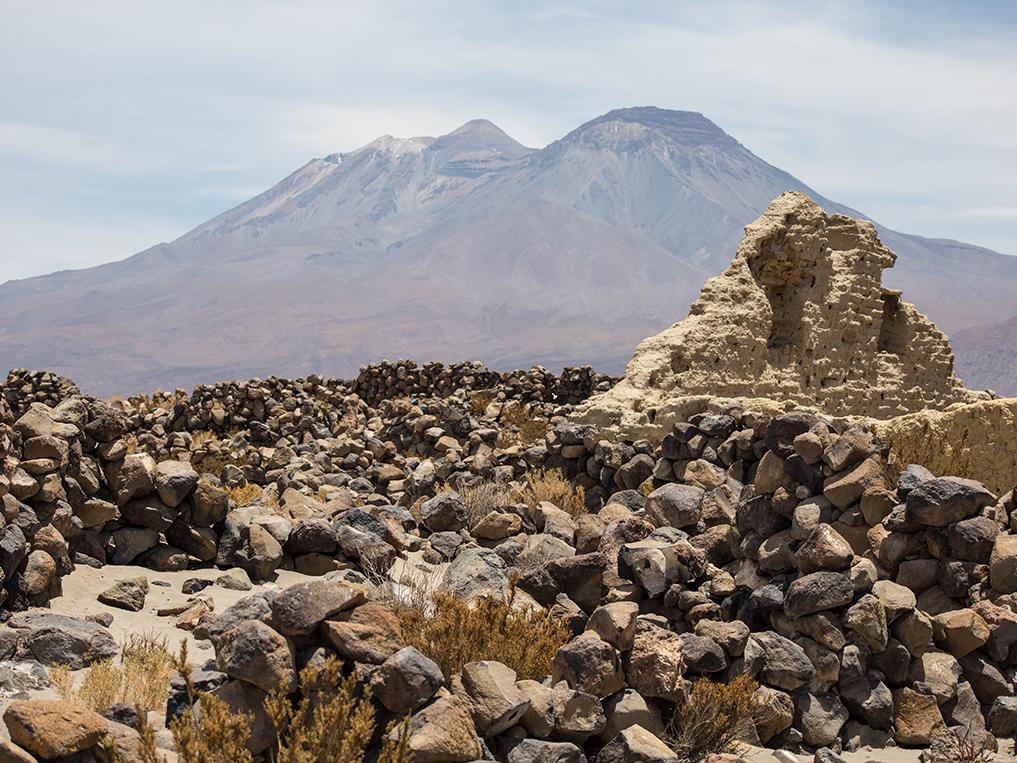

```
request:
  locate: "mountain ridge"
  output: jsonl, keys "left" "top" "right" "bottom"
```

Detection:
{"left": 1, "top": 106, "right": 1014, "bottom": 396}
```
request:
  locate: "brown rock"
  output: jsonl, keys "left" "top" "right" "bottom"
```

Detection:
{"left": 321, "top": 601, "right": 403, "bottom": 664}
{"left": 3, "top": 700, "right": 107, "bottom": 759}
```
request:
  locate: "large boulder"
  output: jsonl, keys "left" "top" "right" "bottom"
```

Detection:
{"left": 153, "top": 460, "right": 199, "bottom": 507}
{"left": 3, "top": 700, "right": 107, "bottom": 759}
{"left": 458, "top": 661, "right": 530, "bottom": 737}
{"left": 215, "top": 619, "right": 296, "bottom": 693}
{"left": 905, "top": 478, "right": 995, "bottom": 527}
{"left": 784, "top": 572, "right": 854, "bottom": 617}
{"left": 8, "top": 613, "right": 117, "bottom": 669}
{"left": 645, "top": 483, "right": 704, "bottom": 529}
{"left": 397, "top": 693, "right": 482, "bottom": 763}
{"left": 989, "top": 534, "right": 1017, "bottom": 594}
{"left": 268, "top": 580, "right": 365, "bottom": 636}
{"left": 552, "top": 631, "right": 624, "bottom": 699}
{"left": 421, "top": 491, "right": 469, "bottom": 533}
{"left": 369, "top": 646, "right": 444, "bottom": 715}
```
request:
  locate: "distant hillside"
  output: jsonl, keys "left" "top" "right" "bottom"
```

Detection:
{"left": 1, "top": 106, "right": 1014, "bottom": 396}
{"left": 954, "top": 315, "right": 1017, "bottom": 396}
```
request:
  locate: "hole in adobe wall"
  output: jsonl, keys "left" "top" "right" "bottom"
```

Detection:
{"left": 878, "top": 292, "right": 907, "bottom": 355}
{"left": 765, "top": 284, "right": 807, "bottom": 352}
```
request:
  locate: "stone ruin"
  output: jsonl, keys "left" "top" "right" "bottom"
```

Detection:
{"left": 580, "top": 191, "right": 986, "bottom": 438}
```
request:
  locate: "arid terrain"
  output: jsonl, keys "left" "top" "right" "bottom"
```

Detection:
{"left": 2, "top": 108, "right": 1016, "bottom": 396}
{"left": 1, "top": 200, "right": 1016, "bottom": 762}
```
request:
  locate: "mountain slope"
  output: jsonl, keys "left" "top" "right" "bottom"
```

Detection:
{"left": 1, "top": 107, "right": 1014, "bottom": 396}
{"left": 954, "top": 315, "right": 1017, "bottom": 396}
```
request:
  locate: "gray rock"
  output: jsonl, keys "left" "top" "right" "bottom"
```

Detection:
{"left": 987, "top": 696, "right": 1017, "bottom": 736}
{"left": 201, "top": 593, "right": 275, "bottom": 645}
{"left": 794, "top": 690, "right": 849, "bottom": 747}
{"left": 110, "top": 526, "right": 159, "bottom": 564}
{"left": 421, "top": 490, "right": 468, "bottom": 532}
{"left": 507, "top": 739, "right": 586, "bottom": 763}
{"left": 750, "top": 632, "right": 813, "bottom": 691}
{"left": 97, "top": 578, "right": 148, "bottom": 612}
{"left": 8, "top": 613, "right": 118, "bottom": 669}
{"left": 216, "top": 619, "right": 296, "bottom": 693}
{"left": 905, "top": 477, "right": 995, "bottom": 527}
{"left": 552, "top": 631, "right": 624, "bottom": 698}
{"left": 269, "top": 579, "right": 366, "bottom": 636}
{"left": 596, "top": 724, "right": 679, "bottom": 762}
{"left": 785, "top": 571, "right": 855, "bottom": 617}
{"left": 458, "top": 660, "right": 531, "bottom": 737}
{"left": 154, "top": 460, "right": 199, "bottom": 507}
{"left": 443, "top": 546, "right": 509, "bottom": 600}
{"left": 369, "top": 646, "right": 443, "bottom": 714}
{"left": 645, "top": 483, "right": 704, "bottom": 529}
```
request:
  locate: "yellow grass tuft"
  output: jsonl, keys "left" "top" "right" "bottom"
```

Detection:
{"left": 496, "top": 405, "right": 549, "bottom": 448}
{"left": 266, "top": 657, "right": 411, "bottom": 763}
{"left": 515, "top": 468, "right": 586, "bottom": 517}
{"left": 665, "top": 675, "right": 759, "bottom": 762}
{"left": 396, "top": 592, "right": 570, "bottom": 681}
{"left": 48, "top": 633, "right": 175, "bottom": 714}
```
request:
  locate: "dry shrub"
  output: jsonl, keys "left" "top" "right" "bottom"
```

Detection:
{"left": 436, "top": 479, "right": 515, "bottom": 527}
{"left": 48, "top": 633, "right": 175, "bottom": 714}
{"left": 50, "top": 660, "right": 121, "bottom": 710}
{"left": 468, "top": 391, "right": 495, "bottom": 415}
{"left": 122, "top": 633, "right": 177, "bottom": 711}
{"left": 172, "top": 691, "right": 253, "bottom": 763}
{"left": 169, "top": 641, "right": 253, "bottom": 763}
{"left": 228, "top": 483, "right": 266, "bottom": 507}
{"left": 665, "top": 675, "right": 759, "bottom": 762}
{"left": 515, "top": 468, "right": 586, "bottom": 517}
{"left": 396, "top": 592, "right": 570, "bottom": 681}
{"left": 266, "top": 657, "right": 411, "bottom": 763}
{"left": 496, "top": 405, "right": 549, "bottom": 448}
{"left": 165, "top": 643, "right": 409, "bottom": 763}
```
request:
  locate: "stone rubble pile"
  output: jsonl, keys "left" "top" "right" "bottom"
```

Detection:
{"left": 2, "top": 364, "right": 1017, "bottom": 760}
{"left": 350, "top": 360, "right": 615, "bottom": 408}
{"left": 99, "top": 404, "right": 1017, "bottom": 760}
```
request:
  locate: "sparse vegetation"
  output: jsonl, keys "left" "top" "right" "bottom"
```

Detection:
{"left": 664, "top": 675, "right": 759, "bottom": 762}
{"left": 164, "top": 641, "right": 253, "bottom": 763}
{"left": 49, "top": 633, "right": 176, "bottom": 714}
{"left": 228, "top": 482, "right": 271, "bottom": 507}
{"left": 437, "top": 478, "right": 515, "bottom": 527}
{"left": 395, "top": 591, "right": 570, "bottom": 681}
{"left": 266, "top": 657, "right": 411, "bottom": 763}
{"left": 172, "top": 691, "right": 254, "bottom": 763}
{"left": 468, "top": 391, "right": 495, "bottom": 415}
{"left": 161, "top": 644, "right": 409, "bottom": 763}
{"left": 495, "top": 404, "right": 549, "bottom": 448}
{"left": 515, "top": 467, "right": 586, "bottom": 517}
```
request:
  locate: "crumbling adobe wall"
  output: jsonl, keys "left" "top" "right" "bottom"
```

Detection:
{"left": 872, "top": 398, "right": 1017, "bottom": 495}
{"left": 580, "top": 192, "right": 985, "bottom": 438}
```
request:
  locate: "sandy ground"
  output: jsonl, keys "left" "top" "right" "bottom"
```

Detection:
{"left": 1, "top": 564, "right": 1014, "bottom": 762}
{"left": 45, "top": 564, "right": 317, "bottom": 658}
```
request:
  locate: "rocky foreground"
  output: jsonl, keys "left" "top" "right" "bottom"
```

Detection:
{"left": 0, "top": 362, "right": 1016, "bottom": 761}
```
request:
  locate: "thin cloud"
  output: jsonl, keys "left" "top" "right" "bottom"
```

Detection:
{"left": 1, "top": 0, "right": 1015, "bottom": 277}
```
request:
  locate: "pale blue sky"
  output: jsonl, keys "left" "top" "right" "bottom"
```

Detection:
{"left": 2, "top": 0, "right": 1015, "bottom": 281}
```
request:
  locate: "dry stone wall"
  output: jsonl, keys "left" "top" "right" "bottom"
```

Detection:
{"left": 579, "top": 192, "right": 985, "bottom": 439}
{"left": 3, "top": 363, "right": 1017, "bottom": 757}
{"left": 351, "top": 360, "right": 615, "bottom": 407}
